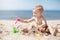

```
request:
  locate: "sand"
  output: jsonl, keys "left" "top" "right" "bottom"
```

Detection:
{"left": 0, "top": 20, "right": 60, "bottom": 40}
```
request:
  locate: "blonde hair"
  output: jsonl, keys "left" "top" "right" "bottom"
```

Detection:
{"left": 33, "top": 5, "right": 43, "bottom": 11}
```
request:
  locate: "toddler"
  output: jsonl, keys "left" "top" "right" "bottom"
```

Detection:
{"left": 17, "top": 5, "right": 58, "bottom": 36}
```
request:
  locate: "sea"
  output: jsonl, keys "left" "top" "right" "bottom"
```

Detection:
{"left": 0, "top": 10, "right": 60, "bottom": 20}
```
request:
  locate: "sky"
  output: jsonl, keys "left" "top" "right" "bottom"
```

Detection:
{"left": 0, "top": 0, "right": 60, "bottom": 10}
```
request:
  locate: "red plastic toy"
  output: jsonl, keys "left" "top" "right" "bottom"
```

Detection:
{"left": 15, "top": 17, "right": 21, "bottom": 24}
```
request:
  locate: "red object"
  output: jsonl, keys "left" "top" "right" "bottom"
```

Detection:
{"left": 17, "top": 17, "right": 21, "bottom": 21}
{"left": 15, "top": 17, "right": 21, "bottom": 24}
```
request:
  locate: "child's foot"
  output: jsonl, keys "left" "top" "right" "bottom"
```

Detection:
{"left": 22, "top": 28, "right": 28, "bottom": 33}
{"left": 53, "top": 29, "right": 58, "bottom": 36}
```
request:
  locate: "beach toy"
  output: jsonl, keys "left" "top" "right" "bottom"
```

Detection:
{"left": 17, "top": 25, "right": 20, "bottom": 29}
{"left": 12, "top": 27, "right": 18, "bottom": 33}
{"left": 12, "top": 25, "right": 19, "bottom": 33}
{"left": 15, "top": 17, "right": 21, "bottom": 24}
{"left": 12, "top": 17, "right": 21, "bottom": 33}
{"left": 35, "top": 34, "right": 42, "bottom": 37}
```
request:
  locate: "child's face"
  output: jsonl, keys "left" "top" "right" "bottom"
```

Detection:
{"left": 33, "top": 9, "right": 43, "bottom": 18}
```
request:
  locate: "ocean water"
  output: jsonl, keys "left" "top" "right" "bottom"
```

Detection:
{"left": 0, "top": 10, "right": 60, "bottom": 20}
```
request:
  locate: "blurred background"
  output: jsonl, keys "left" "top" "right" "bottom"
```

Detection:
{"left": 0, "top": 0, "right": 60, "bottom": 20}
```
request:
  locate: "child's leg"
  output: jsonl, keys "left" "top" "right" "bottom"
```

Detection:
{"left": 48, "top": 27, "right": 58, "bottom": 36}
{"left": 52, "top": 28, "right": 58, "bottom": 36}
{"left": 22, "top": 25, "right": 33, "bottom": 33}
{"left": 22, "top": 28, "right": 28, "bottom": 33}
{"left": 38, "top": 25, "right": 47, "bottom": 33}
{"left": 28, "top": 25, "right": 40, "bottom": 34}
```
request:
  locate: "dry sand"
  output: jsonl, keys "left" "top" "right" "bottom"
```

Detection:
{"left": 0, "top": 20, "right": 60, "bottom": 40}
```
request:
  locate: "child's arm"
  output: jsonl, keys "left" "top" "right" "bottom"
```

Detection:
{"left": 20, "top": 17, "right": 35, "bottom": 23}
{"left": 38, "top": 17, "right": 47, "bottom": 27}
{"left": 42, "top": 18, "right": 47, "bottom": 27}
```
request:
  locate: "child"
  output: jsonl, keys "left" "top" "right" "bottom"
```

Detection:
{"left": 18, "top": 5, "right": 58, "bottom": 36}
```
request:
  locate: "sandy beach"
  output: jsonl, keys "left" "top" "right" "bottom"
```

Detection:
{"left": 0, "top": 20, "right": 60, "bottom": 40}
